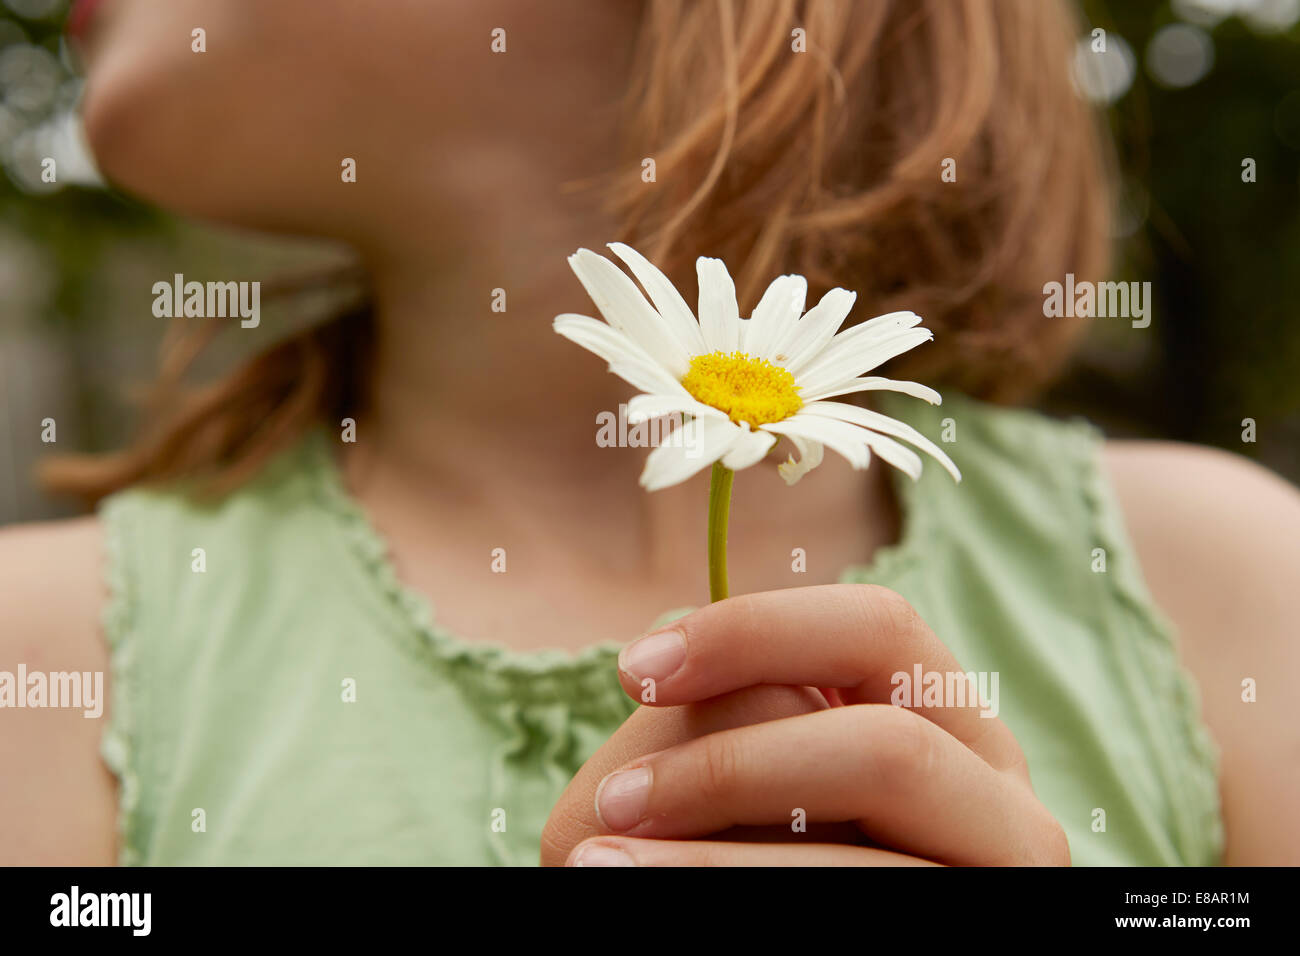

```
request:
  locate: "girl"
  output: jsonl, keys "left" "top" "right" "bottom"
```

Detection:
{"left": 2, "top": 0, "right": 1297, "bottom": 866}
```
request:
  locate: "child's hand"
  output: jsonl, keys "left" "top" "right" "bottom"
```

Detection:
{"left": 543, "top": 584, "right": 1069, "bottom": 866}
{"left": 541, "top": 683, "right": 862, "bottom": 864}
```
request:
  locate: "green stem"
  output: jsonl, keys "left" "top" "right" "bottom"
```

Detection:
{"left": 707, "top": 462, "right": 734, "bottom": 602}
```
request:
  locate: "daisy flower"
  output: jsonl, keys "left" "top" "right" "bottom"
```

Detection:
{"left": 553, "top": 242, "right": 962, "bottom": 492}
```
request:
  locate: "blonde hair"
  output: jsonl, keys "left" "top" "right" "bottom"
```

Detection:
{"left": 43, "top": 0, "right": 1110, "bottom": 504}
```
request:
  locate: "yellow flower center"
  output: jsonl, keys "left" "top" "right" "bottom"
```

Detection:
{"left": 681, "top": 351, "right": 802, "bottom": 427}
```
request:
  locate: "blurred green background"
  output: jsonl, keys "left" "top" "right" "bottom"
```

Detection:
{"left": 0, "top": 0, "right": 1297, "bottom": 523}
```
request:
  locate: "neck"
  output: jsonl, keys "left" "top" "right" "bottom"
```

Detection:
{"left": 343, "top": 235, "right": 895, "bottom": 589}
{"left": 336, "top": 140, "right": 894, "bottom": 591}
{"left": 356, "top": 191, "right": 639, "bottom": 486}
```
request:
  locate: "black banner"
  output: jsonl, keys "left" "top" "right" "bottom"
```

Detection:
{"left": 0, "top": 866, "right": 1280, "bottom": 942}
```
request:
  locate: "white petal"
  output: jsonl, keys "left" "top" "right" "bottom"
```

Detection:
{"left": 775, "top": 433, "right": 824, "bottom": 485}
{"left": 802, "top": 376, "right": 942, "bottom": 404}
{"left": 554, "top": 313, "right": 693, "bottom": 401}
{"left": 639, "top": 416, "right": 743, "bottom": 492}
{"left": 744, "top": 274, "right": 807, "bottom": 359}
{"left": 696, "top": 257, "right": 741, "bottom": 353}
{"left": 855, "top": 428, "right": 923, "bottom": 480}
{"left": 819, "top": 309, "right": 925, "bottom": 349}
{"left": 797, "top": 327, "right": 934, "bottom": 397}
{"left": 553, "top": 313, "right": 684, "bottom": 393}
{"left": 607, "top": 359, "right": 693, "bottom": 398}
{"left": 778, "top": 410, "right": 922, "bottom": 480}
{"left": 761, "top": 415, "right": 872, "bottom": 470}
{"left": 568, "top": 249, "right": 692, "bottom": 376}
{"left": 720, "top": 424, "right": 777, "bottom": 470}
{"left": 770, "top": 288, "right": 856, "bottom": 369}
{"left": 553, "top": 313, "right": 651, "bottom": 365}
{"left": 788, "top": 310, "right": 923, "bottom": 377}
{"left": 796, "top": 406, "right": 922, "bottom": 480}
{"left": 626, "top": 392, "right": 727, "bottom": 425}
{"left": 606, "top": 242, "right": 707, "bottom": 356}
{"left": 802, "top": 401, "right": 961, "bottom": 482}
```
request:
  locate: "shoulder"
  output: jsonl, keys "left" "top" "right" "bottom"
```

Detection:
{"left": 1102, "top": 439, "right": 1300, "bottom": 615}
{"left": 0, "top": 516, "right": 106, "bottom": 669}
{"left": 0, "top": 515, "right": 118, "bottom": 864}
{"left": 1103, "top": 439, "right": 1300, "bottom": 864}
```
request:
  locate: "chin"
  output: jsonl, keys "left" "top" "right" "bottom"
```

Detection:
{"left": 79, "top": 61, "right": 316, "bottom": 235}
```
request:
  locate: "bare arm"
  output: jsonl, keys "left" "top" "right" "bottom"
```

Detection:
{"left": 1106, "top": 441, "right": 1300, "bottom": 865}
{"left": 0, "top": 517, "right": 118, "bottom": 865}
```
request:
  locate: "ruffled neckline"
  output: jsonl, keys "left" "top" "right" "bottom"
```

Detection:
{"left": 300, "top": 410, "right": 924, "bottom": 686}
{"left": 304, "top": 429, "right": 632, "bottom": 666}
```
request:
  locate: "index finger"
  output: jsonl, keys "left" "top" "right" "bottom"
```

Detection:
{"left": 616, "top": 584, "right": 1022, "bottom": 770}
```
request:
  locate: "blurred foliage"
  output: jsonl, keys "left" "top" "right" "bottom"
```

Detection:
{"left": 1055, "top": 0, "right": 1300, "bottom": 470}
{"left": 0, "top": 0, "right": 166, "bottom": 333}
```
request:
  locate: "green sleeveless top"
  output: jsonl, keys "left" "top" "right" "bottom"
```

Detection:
{"left": 97, "top": 394, "right": 1223, "bottom": 866}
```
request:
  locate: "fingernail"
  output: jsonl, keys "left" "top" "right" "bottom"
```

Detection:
{"left": 619, "top": 629, "right": 686, "bottom": 682}
{"left": 569, "top": 843, "right": 637, "bottom": 867}
{"left": 595, "top": 766, "right": 652, "bottom": 831}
